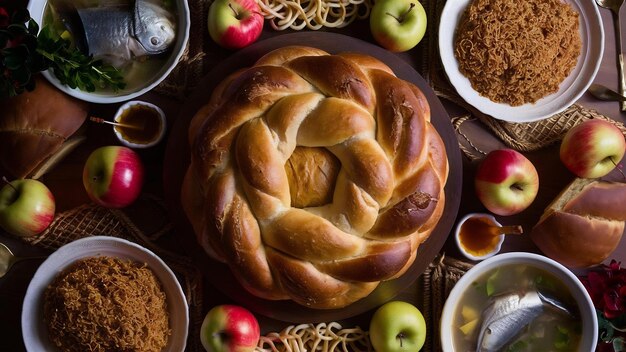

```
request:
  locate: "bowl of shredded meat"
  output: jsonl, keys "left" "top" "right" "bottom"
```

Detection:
{"left": 438, "top": 0, "right": 604, "bottom": 122}
{"left": 22, "top": 236, "right": 188, "bottom": 352}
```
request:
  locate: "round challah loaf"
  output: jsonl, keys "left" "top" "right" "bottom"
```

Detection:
{"left": 182, "top": 46, "right": 449, "bottom": 308}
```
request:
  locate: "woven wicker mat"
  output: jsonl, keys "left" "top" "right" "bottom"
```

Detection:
{"left": 419, "top": 254, "right": 474, "bottom": 352}
{"left": 21, "top": 197, "right": 205, "bottom": 352}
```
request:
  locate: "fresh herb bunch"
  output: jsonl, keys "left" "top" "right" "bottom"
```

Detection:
{"left": 0, "top": 6, "right": 125, "bottom": 98}
{"left": 37, "top": 26, "right": 126, "bottom": 93}
{"left": 0, "top": 7, "right": 47, "bottom": 97}
{"left": 581, "top": 260, "right": 626, "bottom": 351}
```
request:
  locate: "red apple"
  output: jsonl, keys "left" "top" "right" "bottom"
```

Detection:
{"left": 560, "top": 119, "right": 626, "bottom": 178}
{"left": 475, "top": 149, "right": 539, "bottom": 216}
{"left": 200, "top": 304, "right": 260, "bottom": 352}
{"left": 208, "top": 0, "right": 264, "bottom": 49}
{"left": 0, "top": 178, "right": 55, "bottom": 237}
{"left": 82, "top": 146, "right": 144, "bottom": 208}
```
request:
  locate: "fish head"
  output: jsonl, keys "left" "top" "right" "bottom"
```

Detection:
{"left": 133, "top": 0, "right": 177, "bottom": 55}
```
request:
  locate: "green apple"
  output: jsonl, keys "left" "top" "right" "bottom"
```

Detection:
{"left": 370, "top": 0, "right": 427, "bottom": 52}
{"left": 369, "top": 301, "right": 427, "bottom": 352}
{"left": 0, "top": 178, "right": 55, "bottom": 237}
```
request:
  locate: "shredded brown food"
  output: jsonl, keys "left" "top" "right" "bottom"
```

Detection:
{"left": 44, "top": 256, "right": 171, "bottom": 352}
{"left": 454, "top": 0, "right": 582, "bottom": 106}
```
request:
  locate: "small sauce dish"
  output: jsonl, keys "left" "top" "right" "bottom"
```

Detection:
{"left": 113, "top": 101, "right": 166, "bottom": 148}
{"left": 455, "top": 213, "right": 506, "bottom": 261}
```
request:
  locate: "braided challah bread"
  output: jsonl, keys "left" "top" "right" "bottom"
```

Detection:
{"left": 182, "top": 46, "right": 449, "bottom": 309}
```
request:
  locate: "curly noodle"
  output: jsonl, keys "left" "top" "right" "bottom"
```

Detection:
{"left": 44, "top": 256, "right": 170, "bottom": 352}
{"left": 454, "top": 0, "right": 581, "bottom": 106}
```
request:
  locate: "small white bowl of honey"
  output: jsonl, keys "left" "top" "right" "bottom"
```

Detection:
{"left": 113, "top": 101, "right": 166, "bottom": 149}
{"left": 455, "top": 213, "right": 522, "bottom": 261}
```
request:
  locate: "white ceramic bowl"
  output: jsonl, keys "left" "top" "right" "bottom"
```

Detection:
{"left": 22, "top": 236, "right": 188, "bottom": 352}
{"left": 27, "top": 0, "right": 190, "bottom": 104}
{"left": 438, "top": 0, "right": 603, "bottom": 122}
{"left": 454, "top": 213, "right": 504, "bottom": 261}
{"left": 113, "top": 100, "right": 167, "bottom": 148}
{"left": 440, "top": 252, "right": 597, "bottom": 352}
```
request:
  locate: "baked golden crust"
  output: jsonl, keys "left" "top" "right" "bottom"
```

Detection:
{"left": 183, "top": 46, "right": 449, "bottom": 308}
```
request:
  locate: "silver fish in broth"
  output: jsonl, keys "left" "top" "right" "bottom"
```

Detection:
{"left": 54, "top": 0, "right": 176, "bottom": 66}
{"left": 476, "top": 290, "right": 575, "bottom": 352}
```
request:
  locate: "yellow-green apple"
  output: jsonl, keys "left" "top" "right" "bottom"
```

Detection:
{"left": 560, "top": 119, "right": 626, "bottom": 178}
{"left": 0, "top": 178, "right": 55, "bottom": 237}
{"left": 208, "top": 0, "right": 264, "bottom": 49}
{"left": 475, "top": 149, "right": 539, "bottom": 216}
{"left": 369, "top": 301, "right": 427, "bottom": 352}
{"left": 370, "top": 0, "right": 427, "bottom": 52}
{"left": 82, "top": 146, "right": 144, "bottom": 208}
{"left": 200, "top": 304, "right": 260, "bottom": 352}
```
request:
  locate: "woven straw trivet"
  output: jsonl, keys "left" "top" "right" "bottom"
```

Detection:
{"left": 423, "top": 0, "right": 626, "bottom": 155}
{"left": 419, "top": 254, "right": 474, "bottom": 352}
{"left": 21, "top": 197, "right": 205, "bottom": 352}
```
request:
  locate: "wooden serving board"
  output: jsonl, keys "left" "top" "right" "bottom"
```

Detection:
{"left": 163, "top": 32, "right": 463, "bottom": 323}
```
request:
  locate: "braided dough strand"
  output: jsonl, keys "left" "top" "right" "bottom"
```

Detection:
{"left": 184, "top": 46, "right": 448, "bottom": 309}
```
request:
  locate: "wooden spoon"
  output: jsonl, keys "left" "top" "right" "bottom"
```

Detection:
{"left": 89, "top": 116, "right": 143, "bottom": 130}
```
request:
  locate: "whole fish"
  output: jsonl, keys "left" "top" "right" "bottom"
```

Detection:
{"left": 57, "top": 0, "right": 176, "bottom": 66}
{"left": 476, "top": 290, "right": 574, "bottom": 352}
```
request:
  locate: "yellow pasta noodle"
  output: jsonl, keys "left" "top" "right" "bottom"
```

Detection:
{"left": 256, "top": 322, "right": 373, "bottom": 352}
{"left": 257, "top": 0, "right": 372, "bottom": 30}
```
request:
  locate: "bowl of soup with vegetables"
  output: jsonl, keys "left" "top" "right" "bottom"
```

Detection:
{"left": 27, "top": 0, "right": 190, "bottom": 103}
{"left": 441, "top": 252, "right": 597, "bottom": 352}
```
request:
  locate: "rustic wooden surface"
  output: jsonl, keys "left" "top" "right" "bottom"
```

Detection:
{"left": 1, "top": 2, "right": 625, "bottom": 351}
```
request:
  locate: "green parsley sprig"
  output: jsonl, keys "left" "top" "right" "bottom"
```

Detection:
{"left": 36, "top": 26, "right": 126, "bottom": 93}
{"left": 0, "top": 7, "right": 126, "bottom": 98}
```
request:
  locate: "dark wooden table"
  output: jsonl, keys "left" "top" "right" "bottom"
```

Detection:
{"left": 1, "top": 2, "right": 625, "bottom": 351}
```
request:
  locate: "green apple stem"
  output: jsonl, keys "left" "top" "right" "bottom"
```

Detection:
{"left": 396, "top": 332, "right": 406, "bottom": 347}
{"left": 610, "top": 157, "right": 626, "bottom": 180}
{"left": 1, "top": 177, "right": 17, "bottom": 192}
{"left": 228, "top": 2, "right": 241, "bottom": 19}
{"left": 386, "top": 3, "right": 415, "bottom": 23}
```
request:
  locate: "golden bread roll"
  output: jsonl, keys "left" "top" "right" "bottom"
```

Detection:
{"left": 182, "top": 46, "right": 449, "bottom": 308}
{"left": 531, "top": 178, "right": 626, "bottom": 268}
{"left": 0, "top": 76, "right": 89, "bottom": 179}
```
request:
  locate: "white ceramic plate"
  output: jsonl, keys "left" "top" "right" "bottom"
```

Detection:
{"left": 438, "top": 0, "right": 604, "bottom": 122}
{"left": 22, "top": 236, "right": 188, "bottom": 352}
{"left": 27, "top": 0, "right": 190, "bottom": 104}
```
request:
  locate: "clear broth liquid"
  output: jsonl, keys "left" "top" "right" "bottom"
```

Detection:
{"left": 453, "top": 264, "right": 582, "bottom": 352}
{"left": 43, "top": 0, "right": 175, "bottom": 93}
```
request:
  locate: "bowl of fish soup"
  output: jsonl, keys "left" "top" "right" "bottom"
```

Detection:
{"left": 27, "top": 0, "right": 190, "bottom": 103}
{"left": 441, "top": 252, "right": 597, "bottom": 352}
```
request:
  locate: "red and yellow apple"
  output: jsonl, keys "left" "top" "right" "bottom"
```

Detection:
{"left": 370, "top": 0, "right": 427, "bottom": 52}
{"left": 560, "top": 119, "right": 626, "bottom": 178}
{"left": 208, "top": 0, "right": 264, "bottom": 49}
{"left": 82, "top": 146, "right": 144, "bottom": 208}
{"left": 369, "top": 301, "right": 427, "bottom": 352}
{"left": 200, "top": 304, "right": 260, "bottom": 352}
{"left": 474, "top": 149, "right": 539, "bottom": 216}
{"left": 0, "top": 178, "right": 55, "bottom": 237}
